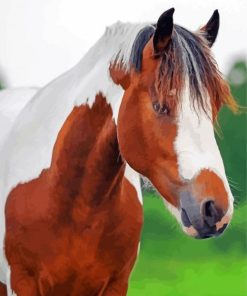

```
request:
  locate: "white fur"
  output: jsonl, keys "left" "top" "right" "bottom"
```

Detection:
{"left": 174, "top": 85, "right": 234, "bottom": 216}
{"left": 6, "top": 268, "right": 16, "bottom": 296}
{"left": 124, "top": 164, "right": 142, "bottom": 205}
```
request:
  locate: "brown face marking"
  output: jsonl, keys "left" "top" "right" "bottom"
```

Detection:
{"left": 190, "top": 169, "right": 229, "bottom": 213}
{"left": 5, "top": 94, "right": 143, "bottom": 295}
{"left": 116, "top": 39, "right": 182, "bottom": 207}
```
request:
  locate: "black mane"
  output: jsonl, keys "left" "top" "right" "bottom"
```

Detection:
{"left": 129, "top": 25, "right": 155, "bottom": 72}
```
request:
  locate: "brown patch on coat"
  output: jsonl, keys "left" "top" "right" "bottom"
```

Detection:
{"left": 0, "top": 282, "right": 7, "bottom": 296}
{"left": 114, "top": 38, "right": 182, "bottom": 208}
{"left": 5, "top": 94, "right": 143, "bottom": 295}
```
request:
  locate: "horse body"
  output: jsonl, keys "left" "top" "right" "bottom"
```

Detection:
{"left": 0, "top": 90, "right": 143, "bottom": 295}
{"left": 5, "top": 95, "right": 142, "bottom": 296}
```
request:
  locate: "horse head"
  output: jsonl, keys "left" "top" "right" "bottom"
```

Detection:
{"left": 110, "top": 8, "right": 237, "bottom": 239}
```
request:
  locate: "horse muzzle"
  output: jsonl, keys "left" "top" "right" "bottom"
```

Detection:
{"left": 180, "top": 191, "right": 229, "bottom": 239}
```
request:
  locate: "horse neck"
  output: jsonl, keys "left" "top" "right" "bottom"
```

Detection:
{"left": 49, "top": 93, "right": 125, "bottom": 218}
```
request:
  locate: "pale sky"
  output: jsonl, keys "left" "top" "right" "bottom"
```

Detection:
{"left": 0, "top": 0, "right": 246, "bottom": 88}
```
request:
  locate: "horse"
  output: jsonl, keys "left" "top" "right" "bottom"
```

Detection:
{"left": 0, "top": 8, "right": 237, "bottom": 296}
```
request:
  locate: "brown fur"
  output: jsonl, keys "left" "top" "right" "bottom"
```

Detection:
{"left": 0, "top": 282, "right": 7, "bottom": 296}
{"left": 117, "top": 39, "right": 182, "bottom": 208}
{"left": 191, "top": 169, "right": 229, "bottom": 213}
{"left": 5, "top": 94, "right": 143, "bottom": 295}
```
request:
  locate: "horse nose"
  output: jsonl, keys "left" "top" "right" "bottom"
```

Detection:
{"left": 180, "top": 192, "right": 227, "bottom": 239}
{"left": 196, "top": 200, "right": 225, "bottom": 239}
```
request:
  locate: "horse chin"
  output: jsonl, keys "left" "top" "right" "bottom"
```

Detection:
{"left": 182, "top": 225, "right": 199, "bottom": 238}
{"left": 162, "top": 198, "right": 232, "bottom": 240}
{"left": 181, "top": 214, "right": 232, "bottom": 240}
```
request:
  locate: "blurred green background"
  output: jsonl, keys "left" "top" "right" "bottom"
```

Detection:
{"left": 128, "top": 60, "right": 247, "bottom": 296}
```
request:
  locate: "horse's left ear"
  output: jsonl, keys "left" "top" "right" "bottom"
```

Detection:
{"left": 153, "top": 8, "right": 175, "bottom": 54}
{"left": 200, "top": 10, "right": 220, "bottom": 47}
{"left": 109, "top": 64, "right": 130, "bottom": 90}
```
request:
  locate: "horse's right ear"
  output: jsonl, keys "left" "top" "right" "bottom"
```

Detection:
{"left": 200, "top": 10, "right": 220, "bottom": 47}
{"left": 109, "top": 64, "right": 130, "bottom": 90}
{"left": 153, "top": 8, "right": 175, "bottom": 54}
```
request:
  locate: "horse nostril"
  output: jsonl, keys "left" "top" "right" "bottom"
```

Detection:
{"left": 205, "top": 200, "right": 215, "bottom": 217}
{"left": 202, "top": 200, "right": 219, "bottom": 227}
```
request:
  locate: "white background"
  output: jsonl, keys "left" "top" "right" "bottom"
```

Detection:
{"left": 0, "top": 0, "right": 246, "bottom": 88}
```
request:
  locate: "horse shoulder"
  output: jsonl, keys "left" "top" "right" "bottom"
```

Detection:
{"left": 103, "top": 166, "right": 143, "bottom": 272}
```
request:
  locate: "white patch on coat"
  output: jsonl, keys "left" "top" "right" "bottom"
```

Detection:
{"left": 174, "top": 85, "right": 234, "bottom": 215}
{"left": 124, "top": 164, "right": 142, "bottom": 205}
{"left": 6, "top": 267, "right": 17, "bottom": 296}
{"left": 0, "top": 252, "right": 8, "bottom": 287}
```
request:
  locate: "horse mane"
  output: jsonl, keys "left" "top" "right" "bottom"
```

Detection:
{"left": 123, "top": 24, "right": 238, "bottom": 116}
{"left": 129, "top": 25, "right": 156, "bottom": 71}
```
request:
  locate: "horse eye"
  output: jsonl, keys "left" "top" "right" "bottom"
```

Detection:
{"left": 160, "top": 104, "right": 170, "bottom": 115}
{"left": 152, "top": 102, "right": 160, "bottom": 112}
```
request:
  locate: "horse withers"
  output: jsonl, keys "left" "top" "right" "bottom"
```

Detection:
{"left": 0, "top": 8, "right": 237, "bottom": 296}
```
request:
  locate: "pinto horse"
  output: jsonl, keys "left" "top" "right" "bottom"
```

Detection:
{"left": 0, "top": 8, "right": 237, "bottom": 296}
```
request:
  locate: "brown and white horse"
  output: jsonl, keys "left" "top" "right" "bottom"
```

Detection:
{"left": 0, "top": 8, "right": 237, "bottom": 296}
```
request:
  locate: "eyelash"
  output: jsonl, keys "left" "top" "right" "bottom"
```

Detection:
{"left": 152, "top": 102, "right": 170, "bottom": 115}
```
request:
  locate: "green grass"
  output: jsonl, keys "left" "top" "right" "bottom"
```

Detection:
{"left": 128, "top": 193, "right": 247, "bottom": 296}
{"left": 216, "top": 60, "right": 247, "bottom": 204}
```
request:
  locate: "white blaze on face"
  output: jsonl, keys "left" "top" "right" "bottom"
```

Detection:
{"left": 174, "top": 86, "right": 234, "bottom": 217}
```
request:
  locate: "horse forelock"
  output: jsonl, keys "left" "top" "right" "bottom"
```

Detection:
{"left": 126, "top": 24, "right": 237, "bottom": 118}
{"left": 156, "top": 25, "right": 237, "bottom": 117}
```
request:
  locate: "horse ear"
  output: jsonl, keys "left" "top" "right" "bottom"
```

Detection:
{"left": 109, "top": 64, "right": 130, "bottom": 90}
{"left": 153, "top": 8, "right": 175, "bottom": 54}
{"left": 200, "top": 10, "right": 220, "bottom": 47}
